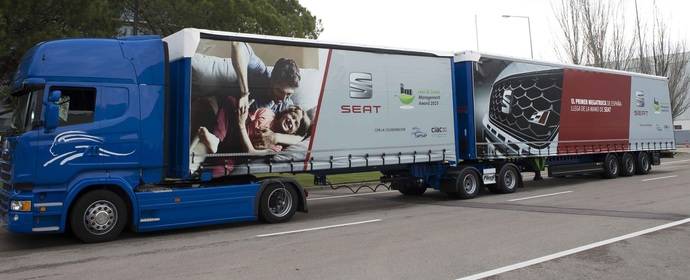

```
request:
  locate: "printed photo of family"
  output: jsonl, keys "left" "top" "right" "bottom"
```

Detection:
{"left": 189, "top": 39, "right": 324, "bottom": 176}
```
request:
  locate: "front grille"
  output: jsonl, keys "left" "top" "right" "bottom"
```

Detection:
{"left": 0, "top": 138, "right": 12, "bottom": 220}
{"left": 0, "top": 188, "right": 8, "bottom": 222}
{"left": 0, "top": 161, "right": 10, "bottom": 184}
{"left": 488, "top": 69, "right": 563, "bottom": 149}
{"left": 1, "top": 138, "right": 12, "bottom": 192}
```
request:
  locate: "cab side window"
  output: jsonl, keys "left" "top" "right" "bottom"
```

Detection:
{"left": 52, "top": 87, "right": 97, "bottom": 127}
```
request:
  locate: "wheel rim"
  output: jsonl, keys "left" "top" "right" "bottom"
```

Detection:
{"left": 268, "top": 188, "right": 293, "bottom": 218}
{"left": 503, "top": 169, "right": 516, "bottom": 190}
{"left": 463, "top": 174, "right": 477, "bottom": 194}
{"left": 626, "top": 157, "right": 634, "bottom": 173}
{"left": 609, "top": 158, "right": 618, "bottom": 174}
{"left": 83, "top": 200, "right": 118, "bottom": 236}
{"left": 641, "top": 155, "right": 649, "bottom": 171}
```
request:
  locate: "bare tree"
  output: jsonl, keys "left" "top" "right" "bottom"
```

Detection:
{"left": 667, "top": 50, "right": 690, "bottom": 119}
{"left": 642, "top": 8, "right": 690, "bottom": 119}
{"left": 606, "top": 1, "right": 636, "bottom": 71}
{"left": 553, "top": 0, "right": 635, "bottom": 70}
{"left": 553, "top": 0, "right": 585, "bottom": 65}
{"left": 579, "top": 0, "right": 609, "bottom": 67}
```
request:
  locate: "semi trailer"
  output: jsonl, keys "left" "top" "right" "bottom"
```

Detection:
{"left": 0, "top": 29, "right": 675, "bottom": 242}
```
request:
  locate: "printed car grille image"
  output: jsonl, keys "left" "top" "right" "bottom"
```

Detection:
{"left": 488, "top": 69, "right": 563, "bottom": 149}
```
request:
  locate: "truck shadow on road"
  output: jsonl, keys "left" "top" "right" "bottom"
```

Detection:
{"left": 0, "top": 221, "right": 262, "bottom": 252}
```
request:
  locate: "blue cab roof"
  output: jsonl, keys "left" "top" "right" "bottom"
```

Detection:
{"left": 12, "top": 36, "right": 166, "bottom": 93}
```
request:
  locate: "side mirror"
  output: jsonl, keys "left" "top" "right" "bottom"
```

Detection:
{"left": 48, "top": 90, "right": 61, "bottom": 103}
{"left": 44, "top": 90, "right": 61, "bottom": 131}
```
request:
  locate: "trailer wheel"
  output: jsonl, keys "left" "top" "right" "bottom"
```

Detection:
{"left": 602, "top": 153, "right": 620, "bottom": 179}
{"left": 259, "top": 183, "right": 298, "bottom": 223}
{"left": 70, "top": 190, "right": 128, "bottom": 243}
{"left": 620, "top": 153, "right": 636, "bottom": 177}
{"left": 490, "top": 164, "right": 520, "bottom": 194}
{"left": 391, "top": 178, "right": 427, "bottom": 196}
{"left": 449, "top": 168, "right": 481, "bottom": 199}
{"left": 635, "top": 152, "right": 651, "bottom": 175}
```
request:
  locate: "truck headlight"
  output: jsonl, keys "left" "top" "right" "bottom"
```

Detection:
{"left": 10, "top": 200, "right": 31, "bottom": 212}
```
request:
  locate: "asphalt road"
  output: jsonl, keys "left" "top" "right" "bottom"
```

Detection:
{"left": 2, "top": 154, "right": 690, "bottom": 280}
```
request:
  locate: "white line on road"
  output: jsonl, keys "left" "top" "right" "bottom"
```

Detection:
{"left": 641, "top": 175, "right": 678, "bottom": 182}
{"left": 256, "top": 219, "right": 382, "bottom": 238}
{"left": 661, "top": 159, "right": 690, "bottom": 165}
{"left": 456, "top": 217, "right": 690, "bottom": 280}
{"left": 307, "top": 191, "right": 396, "bottom": 201}
{"left": 507, "top": 191, "right": 573, "bottom": 202}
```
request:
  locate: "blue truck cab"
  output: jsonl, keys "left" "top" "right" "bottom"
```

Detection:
{"left": 1, "top": 35, "right": 307, "bottom": 242}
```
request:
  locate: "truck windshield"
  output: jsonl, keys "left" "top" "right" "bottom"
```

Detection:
{"left": 10, "top": 90, "right": 42, "bottom": 134}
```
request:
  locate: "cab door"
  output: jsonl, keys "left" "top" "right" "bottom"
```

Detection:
{"left": 36, "top": 85, "right": 102, "bottom": 185}
{"left": 96, "top": 85, "right": 139, "bottom": 171}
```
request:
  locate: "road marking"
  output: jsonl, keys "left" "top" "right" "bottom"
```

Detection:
{"left": 641, "top": 175, "right": 678, "bottom": 182}
{"left": 456, "top": 217, "right": 690, "bottom": 280}
{"left": 256, "top": 219, "right": 382, "bottom": 238}
{"left": 661, "top": 159, "right": 690, "bottom": 165}
{"left": 307, "top": 191, "right": 396, "bottom": 201}
{"left": 507, "top": 191, "right": 573, "bottom": 202}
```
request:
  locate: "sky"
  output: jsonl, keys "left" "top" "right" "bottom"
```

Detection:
{"left": 299, "top": 0, "right": 690, "bottom": 64}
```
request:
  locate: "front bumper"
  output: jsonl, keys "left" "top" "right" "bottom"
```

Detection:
{"left": 481, "top": 114, "right": 558, "bottom": 158}
{"left": 1, "top": 189, "right": 63, "bottom": 234}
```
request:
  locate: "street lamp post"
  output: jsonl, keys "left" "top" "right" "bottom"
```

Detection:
{"left": 502, "top": 15, "right": 533, "bottom": 59}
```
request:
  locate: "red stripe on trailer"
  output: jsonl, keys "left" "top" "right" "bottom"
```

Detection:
{"left": 558, "top": 69, "right": 631, "bottom": 153}
{"left": 303, "top": 49, "right": 333, "bottom": 171}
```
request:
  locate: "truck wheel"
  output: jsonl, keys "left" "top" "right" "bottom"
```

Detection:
{"left": 259, "top": 183, "right": 298, "bottom": 223}
{"left": 391, "top": 179, "right": 427, "bottom": 196}
{"left": 620, "top": 153, "right": 636, "bottom": 177}
{"left": 447, "top": 168, "right": 481, "bottom": 199}
{"left": 602, "top": 154, "right": 620, "bottom": 179}
{"left": 635, "top": 152, "right": 651, "bottom": 175}
{"left": 70, "top": 190, "right": 128, "bottom": 243}
{"left": 490, "top": 164, "right": 520, "bottom": 194}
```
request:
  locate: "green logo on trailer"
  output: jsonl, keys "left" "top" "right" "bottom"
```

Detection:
{"left": 399, "top": 83, "right": 414, "bottom": 109}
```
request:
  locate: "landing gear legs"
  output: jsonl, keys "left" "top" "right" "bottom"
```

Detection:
{"left": 534, "top": 171, "right": 543, "bottom": 181}
{"left": 530, "top": 157, "right": 546, "bottom": 181}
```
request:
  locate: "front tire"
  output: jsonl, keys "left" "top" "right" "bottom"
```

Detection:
{"left": 620, "top": 153, "right": 636, "bottom": 177}
{"left": 259, "top": 183, "right": 298, "bottom": 223}
{"left": 70, "top": 190, "right": 128, "bottom": 243}
{"left": 602, "top": 153, "right": 620, "bottom": 179}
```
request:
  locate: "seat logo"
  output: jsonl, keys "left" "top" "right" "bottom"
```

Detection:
{"left": 501, "top": 89, "right": 513, "bottom": 114}
{"left": 635, "top": 91, "right": 645, "bottom": 107}
{"left": 349, "top": 72, "right": 373, "bottom": 99}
